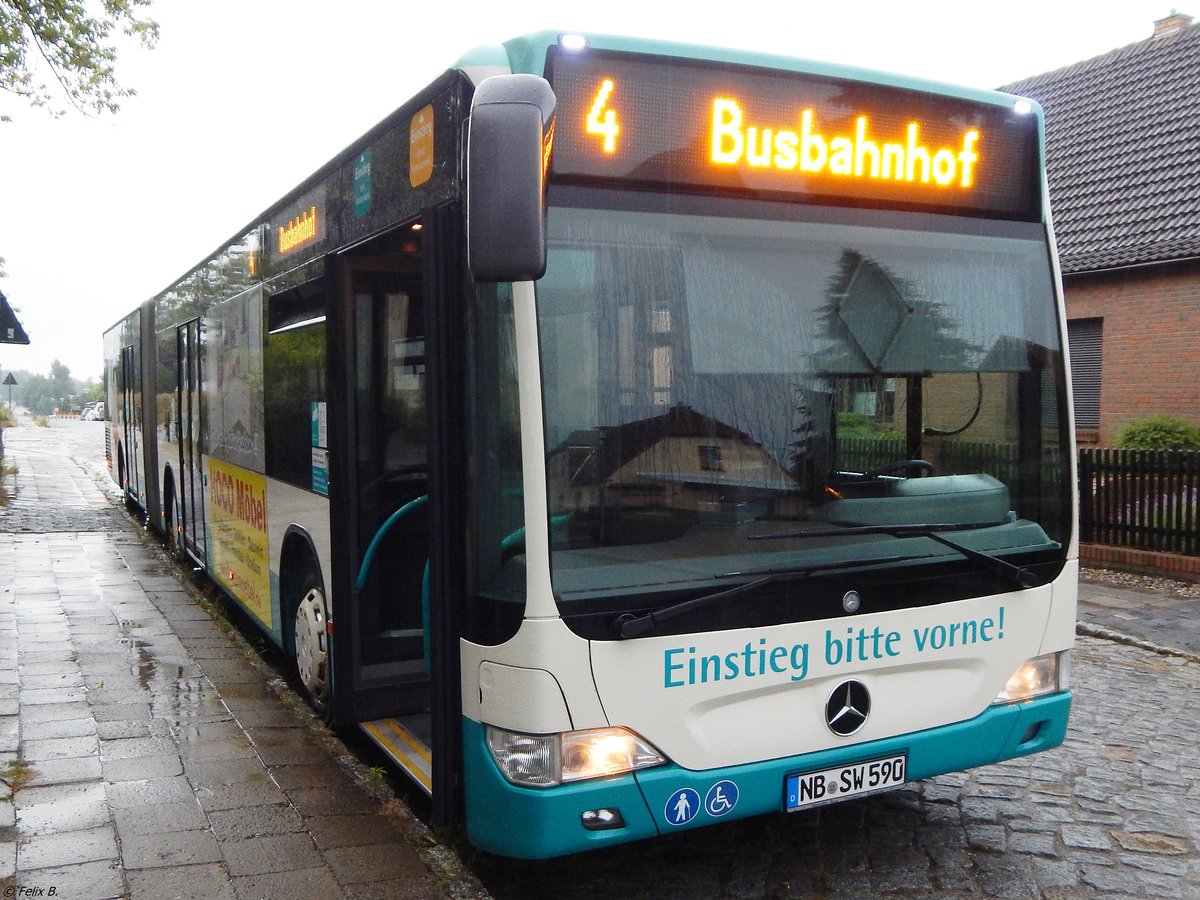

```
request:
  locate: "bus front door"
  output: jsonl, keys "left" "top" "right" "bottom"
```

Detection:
{"left": 353, "top": 264, "right": 429, "bottom": 668}
{"left": 331, "top": 245, "right": 435, "bottom": 731}
{"left": 337, "top": 252, "right": 435, "bottom": 791}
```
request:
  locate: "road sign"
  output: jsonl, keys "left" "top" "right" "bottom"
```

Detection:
{"left": 0, "top": 291, "right": 30, "bottom": 345}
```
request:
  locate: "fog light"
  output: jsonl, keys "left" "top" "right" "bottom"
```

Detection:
{"left": 581, "top": 807, "right": 626, "bottom": 831}
{"left": 993, "top": 651, "right": 1068, "bottom": 703}
{"left": 1018, "top": 722, "right": 1042, "bottom": 744}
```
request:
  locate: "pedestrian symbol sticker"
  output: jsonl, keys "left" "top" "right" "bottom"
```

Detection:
{"left": 705, "top": 780, "right": 739, "bottom": 817}
{"left": 664, "top": 788, "right": 700, "bottom": 826}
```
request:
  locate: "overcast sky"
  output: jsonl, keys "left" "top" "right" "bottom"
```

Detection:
{"left": 0, "top": 0, "right": 1179, "bottom": 380}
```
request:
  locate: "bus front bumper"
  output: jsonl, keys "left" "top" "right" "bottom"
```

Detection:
{"left": 462, "top": 690, "right": 1070, "bottom": 859}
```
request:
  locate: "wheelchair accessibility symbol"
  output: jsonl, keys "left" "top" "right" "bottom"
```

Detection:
{"left": 705, "top": 780, "right": 739, "bottom": 817}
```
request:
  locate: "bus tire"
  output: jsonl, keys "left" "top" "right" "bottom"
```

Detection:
{"left": 293, "top": 566, "right": 332, "bottom": 716}
{"left": 117, "top": 446, "right": 134, "bottom": 512}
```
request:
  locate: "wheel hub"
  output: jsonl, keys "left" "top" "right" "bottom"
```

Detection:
{"left": 295, "top": 587, "right": 329, "bottom": 701}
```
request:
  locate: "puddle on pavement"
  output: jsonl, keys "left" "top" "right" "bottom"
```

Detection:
{"left": 116, "top": 624, "right": 222, "bottom": 725}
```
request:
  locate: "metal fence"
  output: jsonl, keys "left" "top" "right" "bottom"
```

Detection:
{"left": 836, "top": 440, "right": 1200, "bottom": 556}
{"left": 836, "top": 436, "right": 907, "bottom": 474}
{"left": 836, "top": 438, "right": 1061, "bottom": 488}
{"left": 1078, "top": 448, "right": 1200, "bottom": 556}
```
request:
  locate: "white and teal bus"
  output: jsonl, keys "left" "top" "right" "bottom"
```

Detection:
{"left": 105, "top": 31, "right": 1076, "bottom": 859}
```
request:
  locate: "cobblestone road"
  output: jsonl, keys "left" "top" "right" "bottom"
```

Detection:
{"left": 6, "top": 417, "right": 1199, "bottom": 898}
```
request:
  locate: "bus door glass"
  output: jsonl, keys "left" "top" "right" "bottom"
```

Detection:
{"left": 120, "top": 344, "right": 141, "bottom": 501}
{"left": 178, "top": 319, "right": 207, "bottom": 560}
{"left": 349, "top": 260, "right": 429, "bottom": 667}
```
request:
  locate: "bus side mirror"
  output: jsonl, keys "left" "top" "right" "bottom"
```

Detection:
{"left": 467, "top": 75, "right": 556, "bottom": 283}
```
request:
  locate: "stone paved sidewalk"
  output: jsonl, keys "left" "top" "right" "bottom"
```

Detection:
{"left": 1078, "top": 576, "right": 1200, "bottom": 659}
{"left": 0, "top": 417, "right": 463, "bottom": 899}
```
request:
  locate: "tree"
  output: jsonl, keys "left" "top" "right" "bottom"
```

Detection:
{"left": 13, "top": 364, "right": 97, "bottom": 414}
{"left": 1, "top": 0, "right": 158, "bottom": 121}
{"left": 48, "top": 358, "right": 73, "bottom": 408}
{"left": 20, "top": 372, "right": 53, "bottom": 415}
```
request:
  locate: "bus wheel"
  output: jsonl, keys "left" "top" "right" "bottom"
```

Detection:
{"left": 294, "top": 572, "right": 332, "bottom": 714}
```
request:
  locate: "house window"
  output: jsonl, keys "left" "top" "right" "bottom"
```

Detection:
{"left": 1066, "top": 318, "right": 1102, "bottom": 430}
{"left": 699, "top": 445, "right": 723, "bottom": 471}
{"left": 652, "top": 345, "right": 672, "bottom": 406}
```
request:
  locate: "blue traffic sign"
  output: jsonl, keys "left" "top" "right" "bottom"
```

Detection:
{"left": 705, "top": 780, "right": 739, "bottom": 817}
{"left": 664, "top": 787, "right": 700, "bottom": 826}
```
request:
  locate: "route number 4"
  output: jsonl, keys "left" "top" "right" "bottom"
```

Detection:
{"left": 587, "top": 79, "right": 620, "bottom": 153}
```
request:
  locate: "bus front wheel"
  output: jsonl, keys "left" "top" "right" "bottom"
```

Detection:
{"left": 294, "top": 570, "right": 332, "bottom": 715}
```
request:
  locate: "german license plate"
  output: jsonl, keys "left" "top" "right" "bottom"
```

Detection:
{"left": 785, "top": 753, "right": 907, "bottom": 812}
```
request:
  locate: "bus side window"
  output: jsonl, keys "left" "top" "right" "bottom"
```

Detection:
{"left": 264, "top": 282, "right": 328, "bottom": 491}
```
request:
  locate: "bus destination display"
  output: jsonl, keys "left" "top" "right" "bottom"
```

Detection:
{"left": 547, "top": 48, "right": 1039, "bottom": 219}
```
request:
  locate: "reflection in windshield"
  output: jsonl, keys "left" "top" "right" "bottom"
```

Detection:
{"left": 537, "top": 199, "right": 1069, "bottom": 617}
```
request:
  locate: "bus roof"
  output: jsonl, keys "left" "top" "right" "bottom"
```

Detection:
{"left": 115, "top": 30, "right": 1043, "bottom": 332}
{"left": 458, "top": 31, "right": 1042, "bottom": 114}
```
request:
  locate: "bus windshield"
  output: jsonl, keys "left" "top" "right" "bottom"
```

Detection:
{"left": 536, "top": 190, "right": 1070, "bottom": 637}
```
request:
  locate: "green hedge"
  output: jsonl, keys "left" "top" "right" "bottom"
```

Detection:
{"left": 1115, "top": 415, "right": 1200, "bottom": 450}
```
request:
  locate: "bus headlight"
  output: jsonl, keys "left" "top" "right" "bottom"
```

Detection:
{"left": 993, "top": 651, "right": 1070, "bottom": 704}
{"left": 486, "top": 725, "right": 666, "bottom": 787}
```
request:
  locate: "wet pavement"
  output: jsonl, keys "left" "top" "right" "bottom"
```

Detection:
{"left": 1077, "top": 578, "right": 1200, "bottom": 659}
{"left": 0, "top": 415, "right": 472, "bottom": 899}
{"left": 3, "top": 413, "right": 1200, "bottom": 898}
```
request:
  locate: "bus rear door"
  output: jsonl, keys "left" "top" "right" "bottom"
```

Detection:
{"left": 177, "top": 318, "right": 207, "bottom": 563}
{"left": 119, "top": 344, "right": 142, "bottom": 505}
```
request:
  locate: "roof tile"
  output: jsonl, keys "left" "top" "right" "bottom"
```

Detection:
{"left": 1001, "top": 22, "right": 1200, "bottom": 273}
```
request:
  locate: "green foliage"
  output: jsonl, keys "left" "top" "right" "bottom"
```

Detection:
{"left": 1115, "top": 415, "right": 1200, "bottom": 450}
{"left": 1, "top": 0, "right": 158, "bottom": 121}
{"left": 8, "top": 360, "right": 100, "bottom": 415}
{"left": 0, "top": 404, "right": 14, "bottom": 427}
{"left": 50, "top": 358, "right": 72, "bottom": 401}
{"left": 836, "top": 411, "right": 900, "bottom": 438}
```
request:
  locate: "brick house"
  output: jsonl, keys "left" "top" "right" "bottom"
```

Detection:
{"left": 1002, "top": 12, "right": 1200, "bottom": 447}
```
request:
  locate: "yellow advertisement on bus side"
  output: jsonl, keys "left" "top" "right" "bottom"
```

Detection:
{"left": 207, "top": 458, "right": 272, "bottom": 629}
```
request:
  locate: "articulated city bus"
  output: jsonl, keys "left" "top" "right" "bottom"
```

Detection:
{"left": 105, "top": 31, "right": 1076, "bottom": 859}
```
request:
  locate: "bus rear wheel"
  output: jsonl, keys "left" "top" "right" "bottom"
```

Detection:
{"left": 294, "top": 572, "right": 332, "bottom": 715}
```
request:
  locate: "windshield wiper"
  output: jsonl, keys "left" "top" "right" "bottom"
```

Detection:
{"left": 612, "top": 553, "right": 934, "bottom": 640}
{"left": 749, "top": 522, "right": 981, "bottom": 541}
{"left": 755, "top": 523, "right": 1040, "bottom": 590}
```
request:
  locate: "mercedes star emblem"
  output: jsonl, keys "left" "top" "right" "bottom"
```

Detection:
{"left": 825, "top": 680, "right": 871, "bottom": 736}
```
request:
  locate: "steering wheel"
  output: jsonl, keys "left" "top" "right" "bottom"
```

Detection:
{"left": 863, "top": 459, "right": 935, "bottom": 479}
{"left": 361, "top": 464, "right": 428, "bottom": 495}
